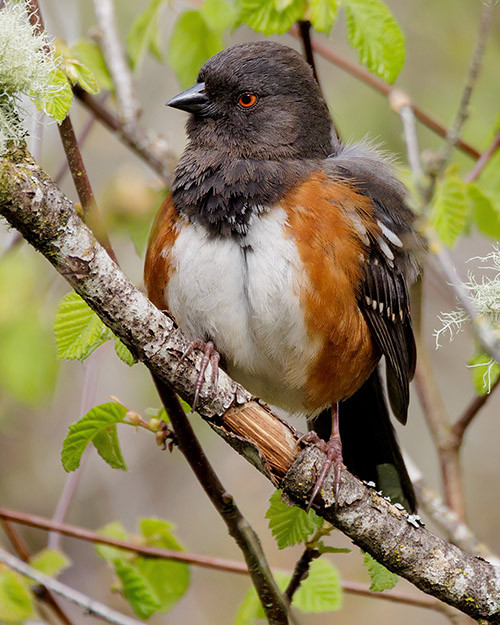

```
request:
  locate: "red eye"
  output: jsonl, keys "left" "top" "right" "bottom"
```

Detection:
{"left": 238, "top": 93, "right": 258, "bottom": 108}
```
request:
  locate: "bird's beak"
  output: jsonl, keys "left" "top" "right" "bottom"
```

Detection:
{"left": 166, "top": 82, "right": 209, "bottom": 114}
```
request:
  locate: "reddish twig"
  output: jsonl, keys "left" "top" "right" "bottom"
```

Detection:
{"left": 1, "top": 519, "right": 74, "bottom": 625}
{"left": 0, "top": 507, "right": 447, "bottom": 612}
{"left": 288, "top": 27, "right": 481, "bottom": 160}
{"left": 451, "top": 376, "right": 500, "bottom": 448}
{"left": 465, "top": 129, "right": 500, "bottom": 183}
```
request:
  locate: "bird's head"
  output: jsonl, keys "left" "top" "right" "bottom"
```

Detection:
{"left": 166, "top": 41, "right": 335, "bottom": 161}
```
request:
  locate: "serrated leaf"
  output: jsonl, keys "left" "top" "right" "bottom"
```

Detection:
{"left": 33, "top": 68, "right": 73, "bottom": 122}
{"left": 30, "top": 548, "right": 71, "bottom": 577}
{"left": 266, "top": 490, "right": 322, "bottom": 549}
{"left": 61, "top": 402, "right": 127, "bottom": 472}
{"left": 239, "top": 0, "right": 306, "bottom": 34}
{"left": 343, "top": 0, "right": 405, "bottom": 83}
{"left": 96, "top": 521, "right": 131, "bottom": 563}
{"left": 114, "top": 336, "right": 136, "bottom": 366}
{"left": 468, "top": 183, "right": 500, "bottom": 241}
{"left": 71, "top": 40, "right": 113, "bottom": 91}
{"left": 309, "top": 0, "right": 339, "bottom": 33}
{"left": 168, "top": 10, "right": 224, "bottom": 89}
{"left": 0, "top": 569, "right": 34, "bottom": 623}
{"left": 363, "top": 552, "right": 398, "bottom": 591}
{"left": 54, "top": 291, "right": 111, "bottom": 361}
{"left": 431, "top": 169, "right": 469, "bottom": 247}
{"left": 293, "top": 559, "right": 342, "bottom": 612}
{"left": 468, "top": 352, "right": 500, "bottom": 396}
{"left": 201, "top": 0, "right": 239, "bottom": 32}
{"left": 114, "top": 559, "right": 161, "bottom": 619}
{"left": 127, "top": 0, "right": 166, "bottom": 70}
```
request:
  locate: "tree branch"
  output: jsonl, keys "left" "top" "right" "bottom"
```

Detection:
{"left": 0, "top": 547, "right": 145, "bottom": 625}
{"left": 288, "top": 28, "right": 481, "bottom": 160}
{"left": 3, "top": 146, "right": 500, "bottom": 621}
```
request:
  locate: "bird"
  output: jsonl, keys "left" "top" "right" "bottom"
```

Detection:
{"left": 144, "top": 41, "right": 421, "bottom": 512}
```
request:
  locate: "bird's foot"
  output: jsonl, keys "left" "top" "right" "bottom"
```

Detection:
{"left": 180, "top": 339, "right": 220, "bottom": 410}
{"left": 297, "top": 430, "right": 343, "bottom": 512}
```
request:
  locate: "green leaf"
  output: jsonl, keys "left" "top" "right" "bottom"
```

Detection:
{"left": 363, "top": 552, "right": 398, "bottom": 591}
{"left": 239, "top": 0, "right": 306, "bottom": 34}
{"left": 64, "top": 60, "right": 99, "bottom": 94}
{"left": 38, "top": 68, "right": 73, "bottom": 122}
{"left": 478, "top": 147, "right": 500, "bottom": 200}
{"left": 469, "top": 351, "right": 500, "bottom": 396}
{"left": 309, "top": 0, "right": 339, "bottom": 33}
{"left": 114, "top": 336, "right": 136, "bottom": 366}
{"left": 293, "top": 559, "right": 342, "bottom": 612}
{"left": 61, "top": 402, "right": 127, "bottom": 472}
{"left": 30, "top": 548, "right": 71, "bottom": 577}
{"left": 168, "top": 10, "right": 224, "bottom": 89}
{"left": 137, "top": 518, "right": 190, "bottom": 611}
{"left": 266, "top": 490, "right": 322, "bottom": 549}
{"left": 53, "top": 291, "right": 111, "bottom": 361}
{"left": 95, "top": 521, "right": 131, "bottom": 563}
{"left": 0, "top": 569, "right": 34, "bottom": 624}
{"left": 127, "top": 0, "right": 166, "bottom": 70}
{"left": 71, "top": 40, "right": 113, "bottom": 91}
{"left": 343, "top": 0, "right": 405, "bottom": 83}
{"left": 114, "top": 559, "right": 161, "bottom": 619}
{"left": 201, "top": 0, "right": 239, "bottom": 32}
{"left": 431, "top": 169, "right": 469, "bottom": 247}
{"left": 468, "top": 183, "right": 500, "bottom": 240}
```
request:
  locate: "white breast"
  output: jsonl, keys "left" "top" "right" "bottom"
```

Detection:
{"left": 166, "top": 208, "right": 320, "bottom": 413}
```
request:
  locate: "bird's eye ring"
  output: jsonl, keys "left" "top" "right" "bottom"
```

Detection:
{"left": 238, "top": 93, "right": 258, "bottom": 108}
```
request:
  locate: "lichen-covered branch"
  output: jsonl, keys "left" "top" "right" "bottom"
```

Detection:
{"left": 2, "top": 145, "right": 500, "bottom": 622}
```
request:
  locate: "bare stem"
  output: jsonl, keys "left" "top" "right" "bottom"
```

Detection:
{"left": 437, "top": 0, "right": 494, "bottom": 178}
{"left": 452, "top": 375, "right": 500, "bottom": 448}
{"left": 465, "top": 128, "right": 500, "bottom": 183}
{"left": 0, "top": 548, "right": 144, "bottom": 625}
{"left": 153, "top": 380, "right": 293, "bottom": 625}
{"left": 288, "top": 27, "right": 481, "bottom": 160}
{"left": 1, "top": 519, "right": 74, "bottom": 625}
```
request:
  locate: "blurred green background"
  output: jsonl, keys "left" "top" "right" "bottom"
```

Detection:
{"left": 1, "top": 0, "right": 500, "bottom": 623}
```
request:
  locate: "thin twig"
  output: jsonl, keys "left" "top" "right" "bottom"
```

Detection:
{"left": 437, "top": 0, "right": 494, "bottom": 178}
{"left": 285, "top": 548, "right": 319, "bottom": 603}
{"left": 296, "top": 21, "right": 320, "bottom": 84}
{"left": 153, "top": 380, "right": 294, "bottom": 625}
{"left": 1, "top": 519, "right": 74, "bottom": 625}
{"left": 406, "top": 461, "right": 500, "bottom": 566}
{"left": 0, "top": 506, "right": 449, "bottom": 612}
{"left": 465, "top": 128, "right": 500, "bottom": 183}
{"left": 53, "top": 94, "right": 109, "bottom": 185}
{"left": 0, "top": 548, "right": 145, "bottom": 625}
{"left": 288, "top": 27, "right": 481, "bottom": 160}
{"left": 389, "top": 89, "right": 423, "bottom": 182}
{"left": 73, "top": 87, "right": 175, "bottom": 184}
{"left": 92, "top": 0, "right": 140, "bottom": 126}
{"left": 452, "top": 375, "right": 500, "bottom": 448}
{"left": 48, "top": 353, "right": 102, "bottom": 549}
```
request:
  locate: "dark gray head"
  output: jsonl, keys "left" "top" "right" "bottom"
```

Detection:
{"left": 167, "top": 42, "right": 334, "bottom": 160}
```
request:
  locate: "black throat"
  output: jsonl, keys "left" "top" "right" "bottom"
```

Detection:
{"left": 172, "top": 149, "right": 318, "bottom": 238}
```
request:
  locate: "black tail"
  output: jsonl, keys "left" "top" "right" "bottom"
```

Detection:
{"left": 308, "top": 367, "right": 416, "bottom": 513}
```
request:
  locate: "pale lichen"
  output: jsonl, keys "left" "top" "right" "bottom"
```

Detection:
{"left": 0, "top": 1, "right": 62, "bottom": 153}
{"left": 434, "top": 246, "right": 500, "bottom": 351}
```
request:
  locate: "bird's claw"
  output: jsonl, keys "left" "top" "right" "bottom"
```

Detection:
{"left": 297, "top": 430, "right": 343, "bottom": 512}
{"left": 180, "top": 339, "right": 220, "bottom": 410}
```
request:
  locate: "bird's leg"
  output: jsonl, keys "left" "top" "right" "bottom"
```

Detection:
{"left": 180, "top": 339, "right": 220, "bottom": 410}
{"left": 297, "top": 402, "right": 343, "bottom": 511}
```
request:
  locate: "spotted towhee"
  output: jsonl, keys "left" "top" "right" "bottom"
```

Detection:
{"left": 145, "top": 41, "right": 421, "bottom": 512}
